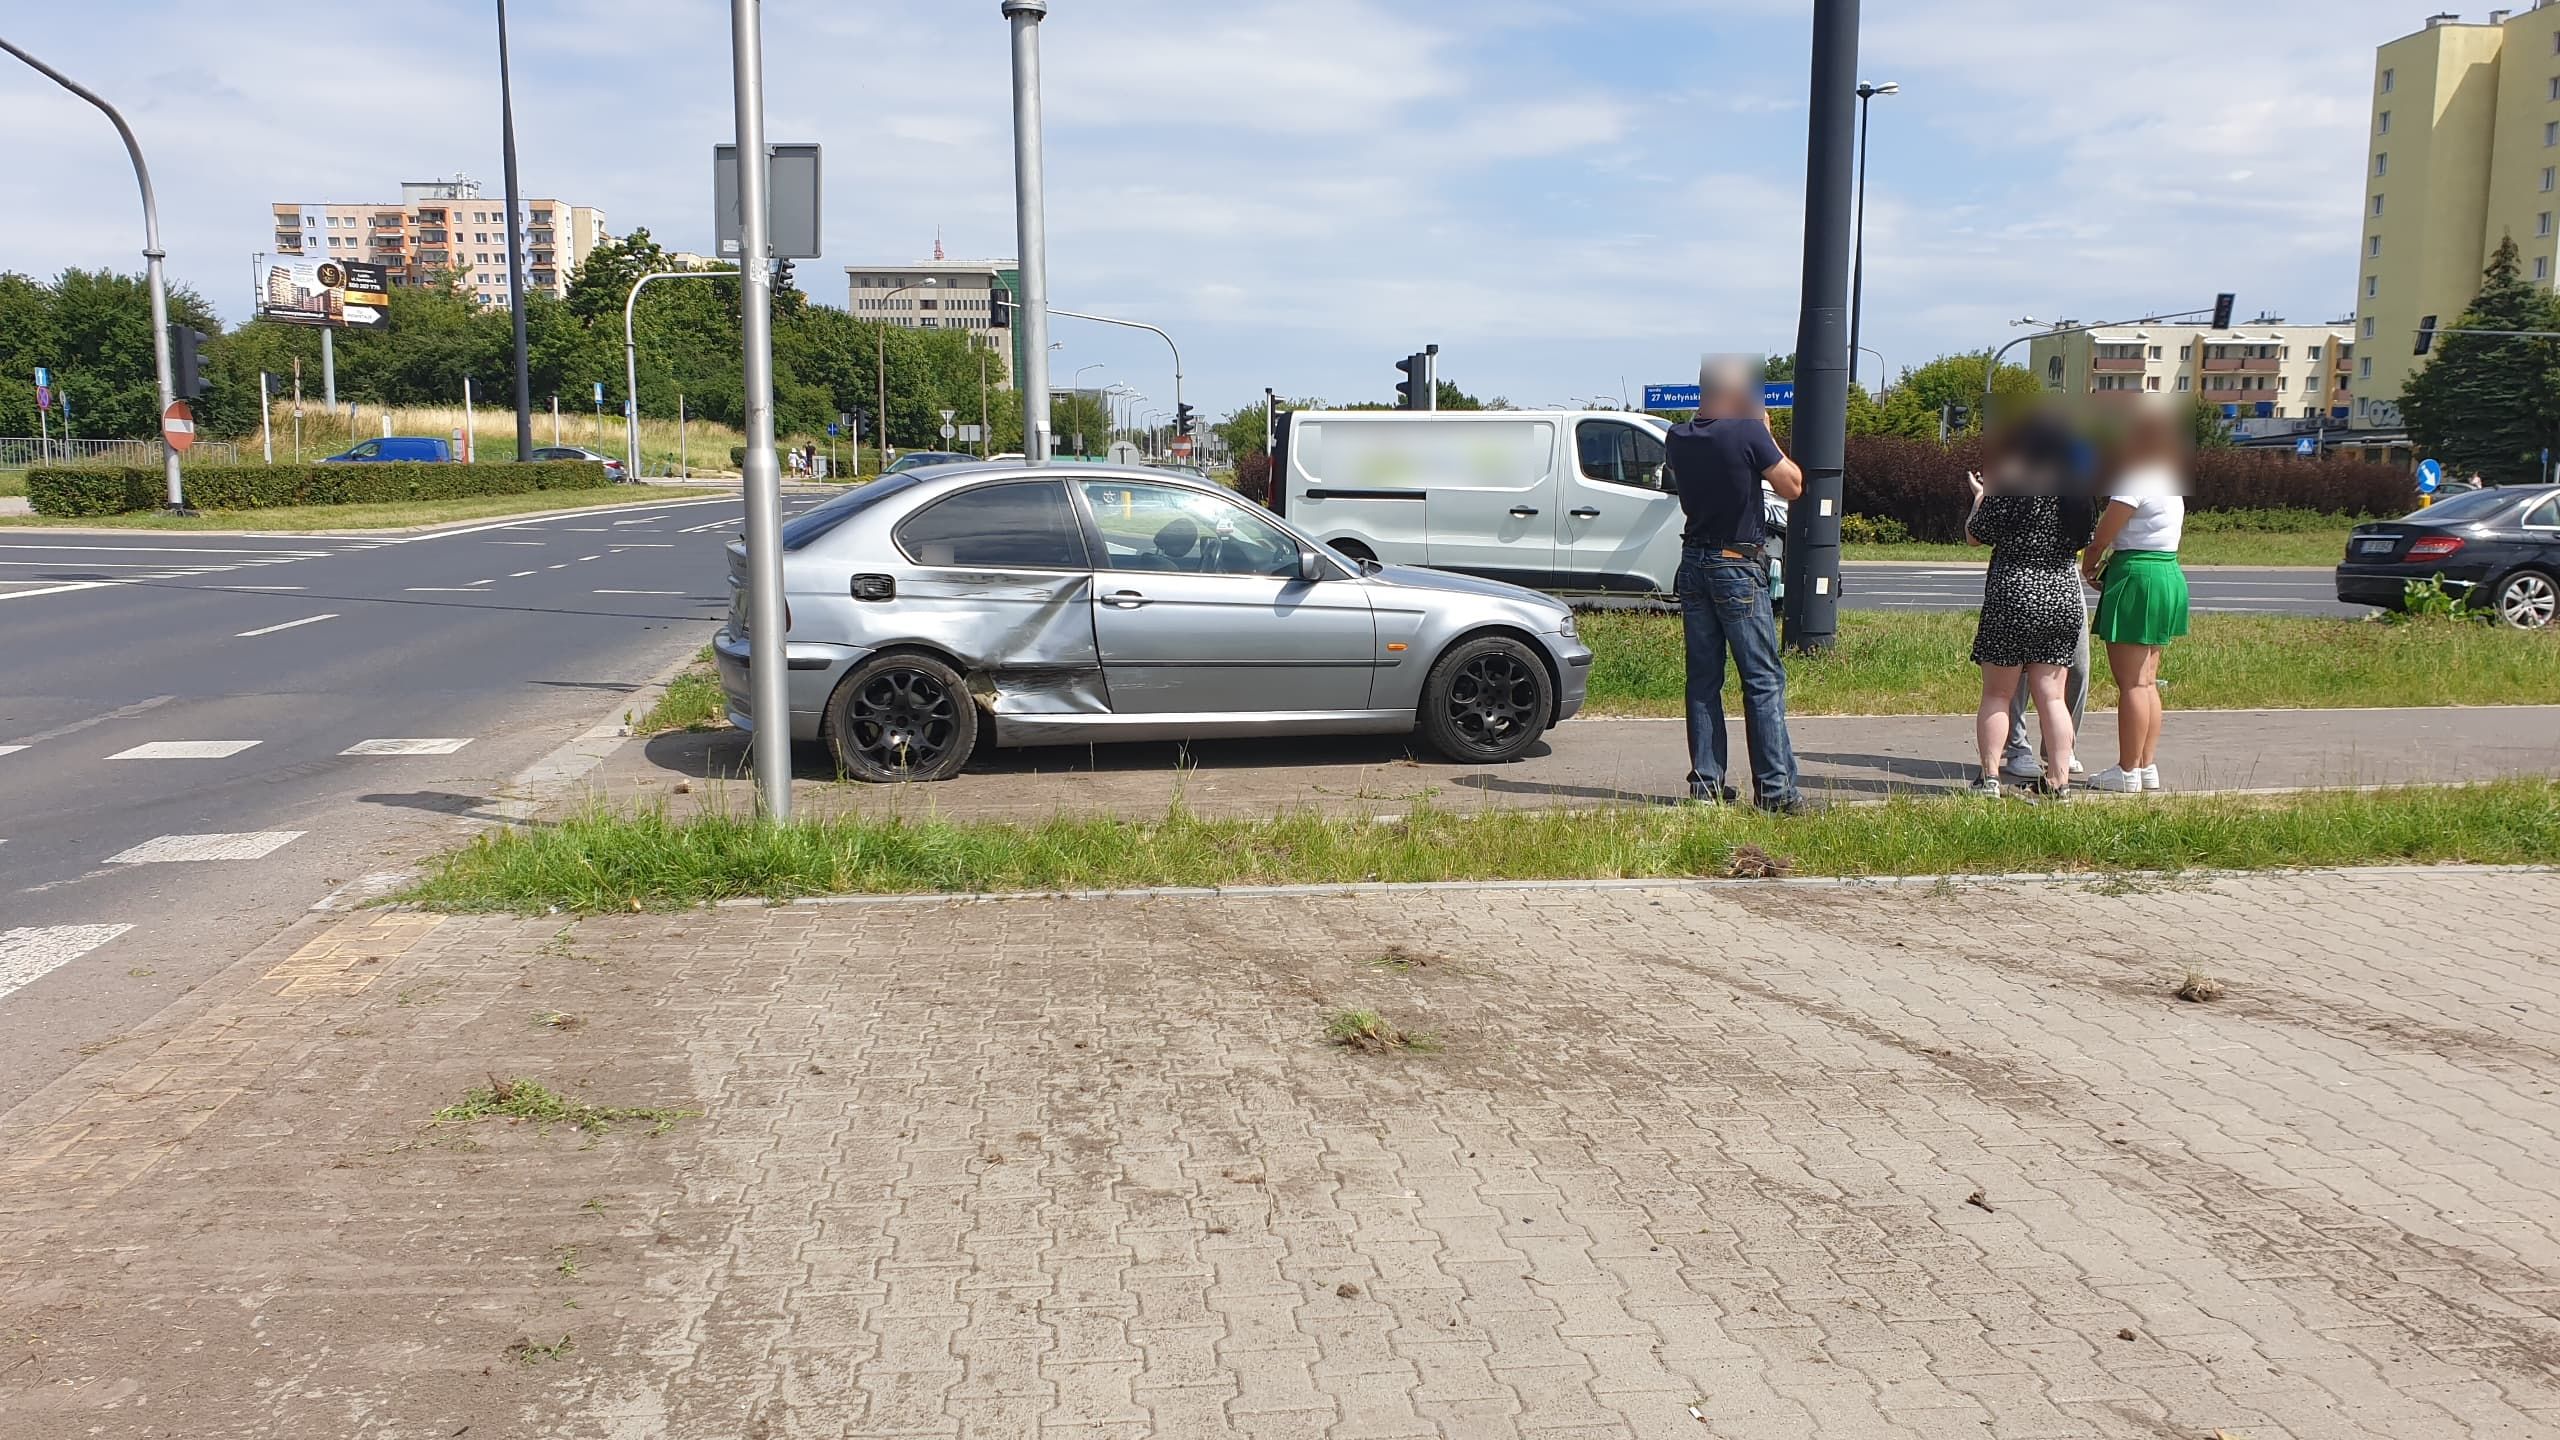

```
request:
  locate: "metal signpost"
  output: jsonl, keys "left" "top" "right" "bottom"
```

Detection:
{"left": 729, "top": 0, "right": 792, "bottom": 821}
{"left": 34, "top": 367, "right": 49, "bottom": 463}
{"left": 496, "top": 0, "right": 535, "bottom": 461}
{"left": 1004, "top": 0, "right": 1055, "bottom": 463}
{"left": 4, "top": 39, "right": 185, "bottom": 510}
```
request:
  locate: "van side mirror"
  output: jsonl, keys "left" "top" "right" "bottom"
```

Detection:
{"left": 1298, "top": 547, "right": 1325, "bottom": 582}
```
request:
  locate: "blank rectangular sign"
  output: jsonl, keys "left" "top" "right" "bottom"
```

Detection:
{"left": 714, "top": 143, "right": 822, "bottom": 260}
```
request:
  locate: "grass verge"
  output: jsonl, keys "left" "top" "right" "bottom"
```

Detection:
{"left": 635, "top": 646, "right": 726, "bottom": 734}
{"left": 1579, "top": 609, "right": 2560, "bottom": 716}
{"left": 1848, "top": 511, "right": 2373, "bottom": 569}
{"left": 402, "top": 780, "right": 2560, "bottom": 913}
{"left": 0, "top": 471, "right": 26, "bottom": 499}
{"left": 0, "top": 485, "right": 699, "bottom": 533}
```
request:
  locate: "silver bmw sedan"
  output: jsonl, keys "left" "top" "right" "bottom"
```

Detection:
{"left": 714, "top": 463, "right": 1591, "bottom": 782}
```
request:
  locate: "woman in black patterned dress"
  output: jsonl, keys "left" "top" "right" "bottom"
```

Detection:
{"left": 1964, "top": 418, "right": 2096, "bottom": 798}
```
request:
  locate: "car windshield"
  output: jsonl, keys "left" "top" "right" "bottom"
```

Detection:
{"left": 780, "top": 473, "right": 921, "bottom": 551}
{"left": 2402, "top": 487, "right": 2519, "bottom": 524}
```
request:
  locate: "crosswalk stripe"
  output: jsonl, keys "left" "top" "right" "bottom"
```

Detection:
{"left": 107, "top": 831, "right": 306, "bottom": 864}
{"left": 108, "top": 740, "right": 262, "bottom": 760}
{"left": 0, "top": 925, "right": 135, "bottom": 1002}
{"left": 341, "top": 738, "right": 473, "bottom": 756}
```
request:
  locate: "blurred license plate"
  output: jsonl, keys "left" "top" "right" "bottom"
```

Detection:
{"left": 2356, "top": 538, "right": 2395, "bottom": 554}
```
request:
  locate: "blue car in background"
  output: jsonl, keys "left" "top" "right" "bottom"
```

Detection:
{"left": 322, "top": 437, "right": 453, "bottom": 463}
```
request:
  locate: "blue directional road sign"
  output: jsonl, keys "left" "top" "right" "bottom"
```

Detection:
{"left": 826, "top": 423, "right": 840, "bottom": 437}
{"left": 2416, "top": 457, "right": 2443, "bottom": 494}
{"left": 2295, "top": 437, "right": 2317, "bottom": 456}
{"left": 1641, "top": 381, "right": 1795, "bottom": 410}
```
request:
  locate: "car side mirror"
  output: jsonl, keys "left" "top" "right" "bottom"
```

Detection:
{"left": 1297, "top": 547, "right": 1325, "bottom": 582}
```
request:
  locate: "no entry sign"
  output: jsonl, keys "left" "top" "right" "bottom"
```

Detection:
{"left": 162, "top": 400, "right": 197, "bottom": 455}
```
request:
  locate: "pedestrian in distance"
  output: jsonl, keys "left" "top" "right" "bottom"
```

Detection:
{"left": 1664, "top": 355, "right": 1809, "bottom": 814}
{"left": 1964, "top": 409, "right": 2096, "bottom": 800}
{"left": 2082, "top": 405, "right": 2190, "bottom": 793}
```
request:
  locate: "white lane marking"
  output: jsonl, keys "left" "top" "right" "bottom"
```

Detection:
{"left": 578, "top": 554, "right": 602, "bottom": 562}
{"left": 680, "top": 519, "right": 738, "bottom": 534}
{"left": 486, "top": 540, "right": 549, "bottom": 546}
{"left": 341, "top": 738, "right": 474, "bottom": 756}
{"left": 470, "top": 579, "right": 497, "bottom": 587}
{"left": 108, "top": 831, "right": 306, "bottom": 864}
{"left": 0, "top": 544, "right": 338, "bottom": 556}
{"left": 0, "top": 559, "right": 247, "bottom": 570}
{"left": 610, "top": 518, "right": 656, "bottom": 526}
{"left": 0, "top": 925, "right": 134, "bottom": 1003}
{"left": 609, "top": 543, "right": 675, "bottom": 548}
{"left": 595, "top": 589, "right": 684, "bottom": 596}
{"left": 362, "top": 496, "right": 742, "bottom": 544}
{"left": 563, "top": 527, "right": 613, "bottom": 532}
{"left": 404, "top": 587, "right": 487, "bottom": 593}
{"left": 220, "top": 585, "right": 308, "bottom": 591}
{"left": 510, "top": 569, "right": 538, "bottom": 577}
{"left": 0, "top": 581, "right": 110, "bottom": 601}
{"left": 0, "top": 745, "right": 25, "bottom": 758}
{"left": 109, "top": 740, "right": 261, "bottom": 760}
{"left": 236, "top": 613, "right": 339, "bottom": 637}
{"left": 12, "top": 696, "right": 176, "bottom": 748}
{"left": 548, "top": 563, "right": 571, "bottom": 570}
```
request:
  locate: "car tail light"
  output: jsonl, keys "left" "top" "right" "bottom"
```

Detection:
{"left": 2407, "top": 536, "right": 2465, "bottom": 560}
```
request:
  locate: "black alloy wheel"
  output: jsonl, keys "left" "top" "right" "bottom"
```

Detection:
{"left": 1418, "top": 635, "right": 1552, "bottom": 764}
{"left": 828, "top": 653, "right": 979, "bottom": 782}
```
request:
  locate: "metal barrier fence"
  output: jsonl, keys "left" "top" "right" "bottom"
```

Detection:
{"left": 0, "top": 436, "right": 241, "bottom": 468}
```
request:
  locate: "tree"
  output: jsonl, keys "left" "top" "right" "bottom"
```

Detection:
{"left": 1763, "top": 354, "right": 1796, "bottom": 383}
{"left": 1433, "top": 378, "right": 1509, "bottom": 411}
{"left": 1868, "top": 353, "right": 2039, "bottom": 441}
{"left": 2401, "top": 235, "right": 2560, "bottom": 484}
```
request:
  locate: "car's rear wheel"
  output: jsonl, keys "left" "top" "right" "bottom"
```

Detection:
{"left": 826, "top": 652, "right": 979, "bottom": 782}
{"left": 1416, "top": 635, "right": 1552, "bottom": 764}
{"left": 2492, "top": 568, "right": 2558, "bottom": 629}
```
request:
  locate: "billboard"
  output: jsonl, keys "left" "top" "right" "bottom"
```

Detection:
{"left": 261, "top": 258, "right": 389, "bottom": 329}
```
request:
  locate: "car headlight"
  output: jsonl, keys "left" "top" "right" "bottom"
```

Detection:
{"left": 1556, "top": 612, "right": 1578, "bottom": 640}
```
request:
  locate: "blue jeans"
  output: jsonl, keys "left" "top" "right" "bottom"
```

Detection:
{"left": 1678, "top": 550, "right": 1800, "bottom": 806}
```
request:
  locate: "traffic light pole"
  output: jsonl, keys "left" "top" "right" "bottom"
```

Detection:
{"left": 1783, "top": 0, "right": 1858, "bottom": 653}
{"left": 729, "top": 0, "right": 790, "bottom": 823}
{"left": 2, "top": 38, "right": 185, "bottom": 510}
{"left": 1004, "top": 0, "right": 1055, "bottom": 464}
{"left": 1049, "top": 307, "right": 1182, "bottom": 444}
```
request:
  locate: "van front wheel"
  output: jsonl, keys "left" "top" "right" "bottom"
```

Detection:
{"left": 1417, "top": 635, "right": 1551, "bottom": 764}
{"left": 1330, "top": 538, "right": 1376, "bottom": 566}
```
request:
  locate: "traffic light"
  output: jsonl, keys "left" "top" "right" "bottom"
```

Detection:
{"left": 1395, "top": 352, "right": 1423, "bottom": 410}
{"left": 989, "top": 288, "right": 1012, "bottom": 328}
{"left": 2415, "top": 314, "right": 2439, "bottom": 357}
{"left": 774, "top": 257, "right": 796, "bottom": 290}
{"left": 168, "top": 324, "right": 208, "bottom": 399}
{"left": 2210, "top": 292, "right": 2235, "bottom": 330}
{"left": 1175, "top": 402, "right": 1196, "bottom": 435}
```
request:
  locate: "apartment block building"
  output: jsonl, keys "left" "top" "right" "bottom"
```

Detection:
{"left": 268, "top": 175, "right": 607, "bottom": 309}
{"left": 846, "top": 259, "right": 1024, "bottom": 390}
{"left": 2357, "top": 3, "right": 2560, "bottom": 427}
{"left": 2028, "top": 321, "right": 2357, "bottom": 425}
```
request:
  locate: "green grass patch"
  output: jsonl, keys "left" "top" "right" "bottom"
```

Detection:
{"left": 1848, "top": 511, "right": 2373, "bottom": 569}
{"left": 430, "top": 1076, "right": 698, "bottom": 1136}
{"left": 402, "top": 781, "right": 2560, "bottom": 913}
{"left": 636, "top": 647, "right": 725, "bottom": 734}
{"left": 1325, "top": 1009, "right": 1439, "bottom": 1053}
{"left": 1578, "top": 609, "right": 2560, "bottom": 717}
{"left": 0, "top": 486, "right": 686, "bottom": 533}
{"left": 0, "top": 471, "right": 26, "bottom": 499}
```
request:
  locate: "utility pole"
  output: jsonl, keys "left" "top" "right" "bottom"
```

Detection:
{"left": 495, "top": 0, "right": 534, "bottom": 461}
{"left": 1781, "top": 0, "right": 1858, "bottom": 653}
{"left": 3, "top": 39, "right": 185, "bottom": 510}
{"left": 731, "top": 0, "right": 791, "bottom": 821}
{"left": 1004, "top": 0, "right": 1054, "bottom": 463}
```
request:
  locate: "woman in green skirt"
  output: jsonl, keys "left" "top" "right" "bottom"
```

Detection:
{"left": 2079, "top": 412, "right": 2189, "bottom": 793}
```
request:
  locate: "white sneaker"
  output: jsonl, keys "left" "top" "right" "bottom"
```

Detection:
{"left": 2070, "top": 758, "right": 2086, "bottom": 776}
{"left": 1968, "top": 776, "right": 2006, "bottom": 799}
{"left": 2086, "top": 766, "right": 2142, "bottom": 794}
{"left": 2138, "top": 765, "right": 2160, "bottom": 791}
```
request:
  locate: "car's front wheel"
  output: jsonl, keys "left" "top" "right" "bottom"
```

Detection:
{"left": 826, "top": 652, "right": 979, "bottom": 782}
{"left": 1416, "top": 634, "right": 1552, "bottom": 764}
{"left": 2491, "top": 568, "right": 2558, "bottom": 630}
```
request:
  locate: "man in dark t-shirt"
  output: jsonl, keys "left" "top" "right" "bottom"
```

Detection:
{"left": 1662, "top": 361, "right": 1807, "bottom": 812}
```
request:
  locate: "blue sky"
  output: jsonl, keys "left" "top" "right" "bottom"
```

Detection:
{"left": 4, "top": 1, "right": 2403, "bottom": 420}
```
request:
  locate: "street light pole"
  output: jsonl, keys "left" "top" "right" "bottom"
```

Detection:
{"left": 1003, "top": 0, "right": 1054, "bottom": 463}
{"left": 3, "top": 38, "right": 185, "bottom": 510}
{"left": 1848, "top": 80, "right": 1898, "bottom": 397}
{"left": 875, "top": 278, "right": 938, "bottom": 473}
{"left": 1050, "top": 307, "right": 1183, "bottom": 451}
{"left": 728, "top": 0, "right": 790, "bottom": 822}
{"left": 1072, "top": 362, "right": 1104, "bottom": 455}
{"left": 495, "top": 0, "right": 535, "bottom": 461}
{"left": 1783, "top": 0, "right": 1860, "bottom": 652}
{"left": 626, "top": 267, "right": 740, "bottom": 479}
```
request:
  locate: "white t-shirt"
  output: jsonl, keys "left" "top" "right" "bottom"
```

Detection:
{"left": 2109, "top": 463, "right": 2184, "bottom": 553}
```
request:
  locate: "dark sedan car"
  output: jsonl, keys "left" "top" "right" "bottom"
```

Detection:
{"left": 2335, "top": 483, "right": 2560, "bottom": 628}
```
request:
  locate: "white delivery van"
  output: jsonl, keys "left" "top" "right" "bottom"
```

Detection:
{"left": 1270, "top": 409, "right": 1786, "bottom": 596}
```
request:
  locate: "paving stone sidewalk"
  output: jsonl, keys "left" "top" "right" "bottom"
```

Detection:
{"left": 3, "top": 869, "right": 2558, "bottom": 1438}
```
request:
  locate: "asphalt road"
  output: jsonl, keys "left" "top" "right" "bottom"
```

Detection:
{"left": 1843, "top": 562, "right": 2357, "bottom": 618}
{"left": 0, "top": 491, "right": 826, "bottom": 1111}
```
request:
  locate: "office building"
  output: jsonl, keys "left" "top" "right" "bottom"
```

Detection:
{"left": 268, "top": 175, "right": 608, "bottom": 309}
{"left": 2028, "top": 320, "right": 2357, "bottom": 428}
{"left": 846, "top": 258, "right": 1023, "bottom": 391}
{"left": 2357, "top": 4, "right": 2560, "bottom": 427}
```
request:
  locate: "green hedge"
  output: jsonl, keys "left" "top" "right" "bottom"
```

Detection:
{"left": 26, "top": 461, "right": 610, "bottom": 517}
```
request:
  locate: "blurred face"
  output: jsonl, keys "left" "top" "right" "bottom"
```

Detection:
{"left": 1698, "top": 354, "right": 1759, "bottom": 419}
